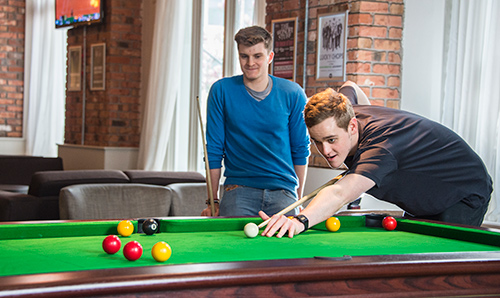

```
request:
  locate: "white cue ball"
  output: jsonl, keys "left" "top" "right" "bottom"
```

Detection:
{"left": 244, "top": 222, "right": 259, "bottom": 238}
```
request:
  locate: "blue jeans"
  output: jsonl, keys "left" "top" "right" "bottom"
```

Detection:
{"left": 219, "top": 185, "right": 299, "bottom": 217}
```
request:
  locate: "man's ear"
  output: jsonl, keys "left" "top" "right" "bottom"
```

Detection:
{"left": 268, "top": 51, "right": 275, "bottom": 64}
{"left": 349, "top": 117, "right": 358, "bottom": 135}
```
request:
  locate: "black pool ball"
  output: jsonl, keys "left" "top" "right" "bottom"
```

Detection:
{"left": 142, "top": 218, "right": 158, "bottom": 235}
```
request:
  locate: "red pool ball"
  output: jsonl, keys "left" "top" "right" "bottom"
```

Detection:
{"left": 102, "top": 235, "right": 121, "bottom": 254}
{"left": 382, "top": 216, "right": 397, "bottom": 231}
{"left": 123, "top": 241, "right": 143, "bottom": 261}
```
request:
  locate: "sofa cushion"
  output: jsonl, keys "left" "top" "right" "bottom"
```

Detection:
{"left": 29, "top": 170, "right": 130, "bottom": 197}
{"left": 59, "top": 183, "right": 173, "bottom": 220}
{"left": 123, "top": 170, "right": 205, "bottom": 186}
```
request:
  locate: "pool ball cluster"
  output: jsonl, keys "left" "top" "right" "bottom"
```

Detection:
{"left": 102, "top": 219, "right": 172, "bottom": 262}
{"left": 325, "top": 215, "right": 397, "bottom": 232}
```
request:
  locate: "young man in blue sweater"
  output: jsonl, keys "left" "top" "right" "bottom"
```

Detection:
{"left": 201, "top": 26, "right": 310, "bottom": 217}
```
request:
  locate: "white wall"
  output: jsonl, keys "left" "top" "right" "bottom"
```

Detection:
{"left": 401, "top": 0, "right": 446, "bottom": 121}
{"left": 0, "top": 138, "right": 25, "bottom": 155}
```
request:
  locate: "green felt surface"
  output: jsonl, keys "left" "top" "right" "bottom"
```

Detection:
{"left": 1, "top": 216, "right": 499, "bottom": 277}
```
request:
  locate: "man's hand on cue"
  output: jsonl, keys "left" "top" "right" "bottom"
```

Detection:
{"left": 201, "top": 204, "right": 220, "bottom": 216}
{"left": 258, "top": 211, "right": 304, "bottom": 238}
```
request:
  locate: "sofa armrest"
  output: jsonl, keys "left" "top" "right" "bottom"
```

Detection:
{"left": 0, "top": 155, "right": 63, "bottom": 185}
{"left": 0, "top": 190, "right": 59, "bottom": 221}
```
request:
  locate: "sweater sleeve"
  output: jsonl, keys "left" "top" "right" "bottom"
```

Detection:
{"left": 288, "top": 87, "right": 310, "bottom": 165}
{"left": 206, "top": 81, "right": 225, "bottom": 169}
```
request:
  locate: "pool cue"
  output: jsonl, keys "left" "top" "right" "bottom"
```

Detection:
{"left": 196, "top": 96, "right": 216, "bottom": 216}
{"left": 258, "top": 170, "right": 348, "bottom": 228}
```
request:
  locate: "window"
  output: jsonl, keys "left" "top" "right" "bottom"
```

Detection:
{"left": 199, "top": 0, "right": 256, "bottom": 106}
{"left": 192, "top": 0, "right": 258, "bottom": 173}
{"left": 200, "top": 0, "right": 225, "bottom": 109}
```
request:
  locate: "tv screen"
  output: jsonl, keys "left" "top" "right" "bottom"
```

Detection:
{"left": 55, "top": 0, "right": 103, "bottom": 28}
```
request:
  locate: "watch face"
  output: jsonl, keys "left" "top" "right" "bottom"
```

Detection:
{"left": 295, "top": 215, "right": 309, "bottom": 230}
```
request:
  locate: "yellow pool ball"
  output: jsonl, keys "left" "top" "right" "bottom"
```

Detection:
{"left": 117, "top": 220, "right": 134, "bottom": 237}
{"left": 152, "top": 241, "right": 172, "bottom": 262}
{"left": 325, "top": 217, "right": 341, "bottom": 232}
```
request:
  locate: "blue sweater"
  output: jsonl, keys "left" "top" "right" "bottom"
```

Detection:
{"left": 206, "top": 75, "right": 310, "bottom": 194}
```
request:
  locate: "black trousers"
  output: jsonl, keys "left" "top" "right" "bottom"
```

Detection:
{"left": 407, "top": 195, "right": 491, "bottom": 227}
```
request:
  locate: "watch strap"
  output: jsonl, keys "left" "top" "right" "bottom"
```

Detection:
{"left": 294, "top": 214, "right": 309, "bottom": 231}
{"left": 205, "top": 198, "right": 220, "bottom": 205}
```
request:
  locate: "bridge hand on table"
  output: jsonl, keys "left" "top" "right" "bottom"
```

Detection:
{"left": 258, "top": 210, "right": 303, "bottom": 238}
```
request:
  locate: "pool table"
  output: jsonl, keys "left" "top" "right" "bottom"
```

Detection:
{"left": 1, "top": 215, "right": 500, "bottom": 297}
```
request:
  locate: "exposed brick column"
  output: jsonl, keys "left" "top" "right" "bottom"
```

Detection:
{"left": 266, "top": 0, "right": 404, "bottom": 167}
{"left": 0, "top": 0, "right": 25, "bottom": 138}
{"left": 65, "top": 0, "right": 142, "bottom": 147}
{"left": 348, "top": 0, "right": 403, "bottom": 108}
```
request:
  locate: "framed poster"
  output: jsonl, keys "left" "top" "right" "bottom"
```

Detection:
{"left": 316, "top": 10, "right": 349, "bottom": 81}
{"left": 271, "top": 17, "right": 297, "bottom": 81}
{"left": 90, "top": 43, "right": 106, "bottom": 90}
{"left": 68, "top": 46, "right": 82, "bottom": 91}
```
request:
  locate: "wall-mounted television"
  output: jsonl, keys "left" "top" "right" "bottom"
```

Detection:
{"left": 55, "top": 0, "right": 103, "bottom": 28}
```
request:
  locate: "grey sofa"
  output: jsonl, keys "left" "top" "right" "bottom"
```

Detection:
{"left": 0, "top": 169, "right": 205, "bottom": 221}
{"left": 59, "top": 182, "right": 221, "bottom": 220}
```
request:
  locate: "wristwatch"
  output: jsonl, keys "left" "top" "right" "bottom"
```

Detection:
{"left": 205, "top": 198, "right": 220, "bottom": 205}
{"left": 294, "top": 214, "right": 309, "bottom": 231}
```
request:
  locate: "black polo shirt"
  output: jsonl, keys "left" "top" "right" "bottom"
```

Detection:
{"left": 340, "top": 88, "right": 492, "bottom": 217}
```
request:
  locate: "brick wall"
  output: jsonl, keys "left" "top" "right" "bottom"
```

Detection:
{"left": 266, "top": 0, "right": 404, "bottom": 167}
{"left": 0, "top": 0, "right": 25, "bottom": 138}
{"left": 348, "top": 0, "right": 404, "bottom": 108}
{"left": 1, "top": 0, "right": 402, "bottom": 156}
{"left": 65, "top": 0, "right": 142, "bottom": 147}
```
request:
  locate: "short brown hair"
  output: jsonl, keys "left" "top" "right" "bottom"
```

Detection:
{"left": 234, "top": 26, "right": 273, "bottom": 52}
{"left": 304, "top": 88, "right": 355, "bottom": 130}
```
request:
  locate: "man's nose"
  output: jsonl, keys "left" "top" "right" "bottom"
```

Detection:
{"left": 321, "top": 142, "right": 332, "bottom": 155}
